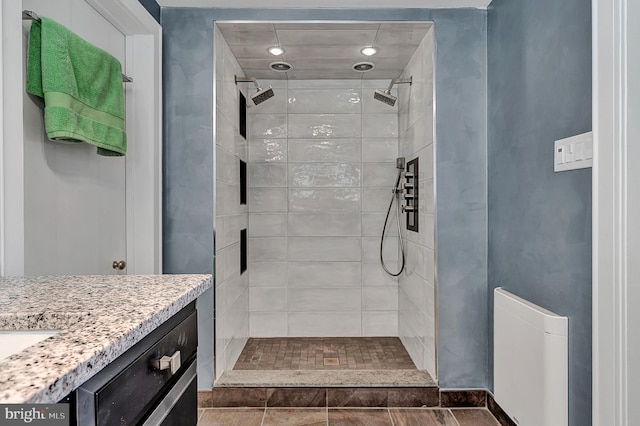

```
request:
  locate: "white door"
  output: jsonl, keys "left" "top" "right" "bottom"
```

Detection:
{"left": 21, "top": 0, "right": 127, "bottom": 275}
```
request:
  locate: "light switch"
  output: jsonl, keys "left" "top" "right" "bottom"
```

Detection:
{"left": 574, "top": 141, "right": 584, "bottom": 161}
{"left": 584, "top": 138, "right": 593, "bottom": 159}
{"left": 554, "top": 131, "right": 593, "bottom": 172}
{"left": 565, "top": 144, "right": 574, "bottom": 162}
{"left": 555, "top": 147, "right": 565, "bottom": 164}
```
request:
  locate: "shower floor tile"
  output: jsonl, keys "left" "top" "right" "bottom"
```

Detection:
{"left": 233, "top": 337, "right": 416, "bottom": 371}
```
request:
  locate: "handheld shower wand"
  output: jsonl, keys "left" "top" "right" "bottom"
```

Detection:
{"left": 235, "top": 75, "right": 275, "bottom": 105}
{"left": 373, "top": 77, "right": 413, "bottom": 107}
{"left": 380, "top": 157, "right": 407, "bottom": 277}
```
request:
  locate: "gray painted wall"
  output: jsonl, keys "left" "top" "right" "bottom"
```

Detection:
{"left": 162, "top": 10, "right": 215, "bottom": 275}
{"left": 487, "top": 0, "right": 592, "bottom": 424}
{"left": 432, "top": 11, "right": 488, "bottom": 388}
{"left": 162, "top": 7, "right": 488, "bottom": 389}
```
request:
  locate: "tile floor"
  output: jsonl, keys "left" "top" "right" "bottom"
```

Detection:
{"left": 234, "top": 337, "right": 416, "bottom": 370}
{"left": 217, "top": 338, "right": 505, "bottom": 424}
{"left": 197, "top": 407, "right": 501, "bottom": 425}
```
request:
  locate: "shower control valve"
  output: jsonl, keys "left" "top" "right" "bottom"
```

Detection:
{"left": 404, "top": 157, "right": 419, "bottom": 232}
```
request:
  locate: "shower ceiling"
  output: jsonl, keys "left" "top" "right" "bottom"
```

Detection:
{"left": 216, "top": 22, "right": 432, "bottom": 80}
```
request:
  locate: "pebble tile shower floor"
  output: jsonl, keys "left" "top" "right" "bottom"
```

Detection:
{"left": 234, "top": 337, "right": 416, "bottom": 371}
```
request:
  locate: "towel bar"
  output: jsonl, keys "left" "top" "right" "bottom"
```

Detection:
{"left": 22, "top": 10, "right": 39, "bottom": 21}
{"left": 22, "top": 10, "right": 133, "bottom": 83}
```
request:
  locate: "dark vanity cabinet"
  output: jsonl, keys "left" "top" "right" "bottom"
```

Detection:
{"left": 68, "top": 302, "right": 198, "bottom": 425}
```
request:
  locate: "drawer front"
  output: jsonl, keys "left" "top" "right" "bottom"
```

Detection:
{"left": 159, "top": 374, "right": 197, "bottom": 426}
{"left": 142, "top": 360, "right": 198, "bottom": 426}
{"left": 79, "top": 309, "right": 198, "bottom": 426}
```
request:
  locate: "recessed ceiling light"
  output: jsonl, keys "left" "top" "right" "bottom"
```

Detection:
{"left": 268, "top": 46, "right": 285, "bottom": 56}
{"left": 361, "top": 47, "right": 378, "bottom": 56}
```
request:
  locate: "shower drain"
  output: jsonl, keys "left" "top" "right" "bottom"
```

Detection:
{"left": 323, "top": 357, "right": 340, "bottom": 366}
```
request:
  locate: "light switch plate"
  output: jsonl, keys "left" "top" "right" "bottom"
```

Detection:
{"left": 554, "top": 131, "right": 593, "bottom": 172}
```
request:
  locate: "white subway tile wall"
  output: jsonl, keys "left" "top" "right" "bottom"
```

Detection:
{"left": 397, "top": 27, "right": 436, "bottom": 378}
{"left": 287, "top": 89, "right": 362, "bottom": 114}
{"left": 247, "top": 78, "right": 400, "bottom": 340}
{"left": 248, "top": 139, "right": 287, "bottom": 163}
{"left": 214, "top": 27, "right": 250, "bottom": 379}
{"left": 287, "top": 213, "right": 362, "bottom": 237}
{"left": 287, "top": 262, "right": 362, "bottom": 287}
{"left": 248, "top": 214, "right": 287, "bottom": 237}
{"left": 288, "top": 237, "right": 362, "bottom": 262}
{"left": 362, "top": 311, "right": 399, "bottom": 336}
{"left": 288, "top": 188, "right": 361, "bottom": 212}
{"left": 249, "top": 188, "right": 288, "bottom": 212}
{"left": 288, "top": 139, "right": 361, "bottom": 163}
{"left": 288, "top": 114, "right": 362, "bottom": 139}
{"left": 287, "top": 163, "right": 362, "bottom": 187}
{"left": 288, "top": 312, "right": 362, "bottom": 337}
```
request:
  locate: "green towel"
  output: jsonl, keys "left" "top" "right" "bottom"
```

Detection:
{"left": 26, "top": 17, "right": 126, "bottom": 156}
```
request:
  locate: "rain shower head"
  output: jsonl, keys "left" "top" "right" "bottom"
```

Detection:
{"left": 235, "top": 75, "right": 275, "bottom": 106}
{"left": 251, "top": 86, "right": 275, "bottom": 105}
{"left": 374, "top": 89, "right": 398, "bottom": 107}
{"left": 373, "top": 77, "right": 413, "bottom": 107}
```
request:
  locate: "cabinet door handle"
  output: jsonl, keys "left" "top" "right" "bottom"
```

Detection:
{"left": 151, "top": 351, "right": 181, "bottom": 375}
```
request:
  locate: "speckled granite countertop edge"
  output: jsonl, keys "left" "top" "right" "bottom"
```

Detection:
{"left": 0, "top": 274, "right": 212, "bottom": 404}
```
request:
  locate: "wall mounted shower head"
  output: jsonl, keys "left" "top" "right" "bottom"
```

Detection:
{"left": 373, "top": 77, "right": 413, "bottom": 107}
{"left": 251, "top": 86, "right": 275, "bottom": 105}
{"left": 374, "top": 89, "right": 398, "bottom": 106}
{"left": 235, "top": 75, "right": 275, "bottom": 106}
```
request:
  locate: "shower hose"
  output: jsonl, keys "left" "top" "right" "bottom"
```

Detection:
{"left": 380, "top": 168, "right": 406, "bottom": 276}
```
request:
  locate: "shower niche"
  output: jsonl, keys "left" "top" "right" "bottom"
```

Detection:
{"left": 405, "top": 157, "right": 419, "bottom": 232}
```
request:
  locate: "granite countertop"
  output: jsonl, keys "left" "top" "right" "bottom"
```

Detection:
{"left": 0, "top": 274, "right": 212, "bottom": 404}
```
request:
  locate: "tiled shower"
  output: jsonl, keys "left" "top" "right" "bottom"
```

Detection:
{"left": 247, "top": 77, "right": 399, "bottom": 339}
{"left": 214, "top": 23, "right": 436, "bottom": 381}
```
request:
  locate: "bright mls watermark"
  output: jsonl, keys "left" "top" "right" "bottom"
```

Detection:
{"left": 0, "top": 405, "right": 68, "bottom": 425}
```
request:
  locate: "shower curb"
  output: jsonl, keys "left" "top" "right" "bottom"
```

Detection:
{"left": 214, "top": 369, "right": 435, "bottom": 388}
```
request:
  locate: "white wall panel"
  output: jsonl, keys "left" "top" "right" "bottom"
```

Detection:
{"left": 244, "top": 78, "right": 403, "bottom": 342}
{"left": 397, "top": 27, "right": 436, "bottom": 376}
{"left": 214, "top": 25, "right": 249, "bottom": 378}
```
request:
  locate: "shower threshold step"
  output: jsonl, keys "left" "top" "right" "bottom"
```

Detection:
{"left": 215, "top": 369, "right": 436, "bottom": 388}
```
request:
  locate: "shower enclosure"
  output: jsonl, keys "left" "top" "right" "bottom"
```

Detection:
{"left": 213, "top": 21, "right": 436, "bottom": 384}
